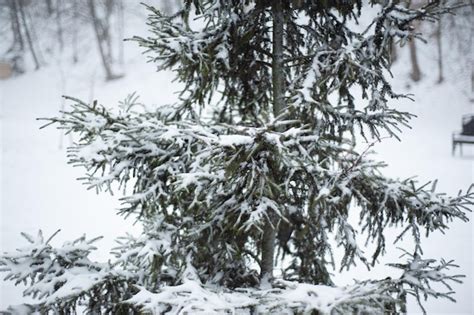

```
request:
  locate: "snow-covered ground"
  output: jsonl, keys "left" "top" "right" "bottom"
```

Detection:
{"left": 1, "top": 7, "right": 472, "bottom": 314}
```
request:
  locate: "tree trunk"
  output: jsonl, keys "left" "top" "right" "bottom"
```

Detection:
{"left": 389, "top": 37, "right": 397, "bottom": 66}
{"left": 9, "top": 0, "right": 24, "bottom": 52}
{"left": 18, "top": 0, "right": 40, "bottom": 70}
{"left": 408, "top": 9, "right": 421, "bottom": 82}
{"left": 8, "top": 0, "right": 25, "bottom": 74}
{"left": 56, "top": 0, "right": 64, "bottom": 52}
{"left": 260, "top": 0, "right": 285, "bottom": 282}
{"left": 117, "top": 0, "right": 125, "bottom": 65}
{"left": 408, "top": 36, "right": 421, "bottom": 82}
{"left": 103, "top": 0, "right": 114, "bottom": 63}
{"left": 272, "top": 0, "right": 285, "bottom": 118}
{"left": 471, "top": 2, "right": 474, "bottom": 97}
{"left": 88, "top": 0, "right": 119, "bottom": 81}
{"left": 45, "top": 0, "right": 53, "bottom": 16}
{"left": 72, "top": 0, "right": 79, "bottom": 63}
{"left": 436, "top": 19, "right": 444, "bottom": 84}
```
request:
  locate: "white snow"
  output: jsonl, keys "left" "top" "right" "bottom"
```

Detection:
{"left": 218, "top": 134, "right": 253, "bottom": 147}
{"left": 1, "top": 6, "right": 472, "bottom": 315}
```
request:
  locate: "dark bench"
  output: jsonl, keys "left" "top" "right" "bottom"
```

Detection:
{"left": 452, "top": 114, "right": 474, "bottom": 155}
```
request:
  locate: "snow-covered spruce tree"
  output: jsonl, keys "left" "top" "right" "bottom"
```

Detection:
{"left": 2, "top": 1, "right": 473, "bottom": 314}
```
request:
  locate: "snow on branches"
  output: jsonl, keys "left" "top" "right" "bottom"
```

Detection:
{"left": 1, "top": 229, "right": 465, "bottom": 314}
{"left": 2, "top": 0, "right": 472, "bottom": 314}
{"left": 0, "top": 231, "right": 136, "bottom": 313}
{"left": 7, "top": 90, "right": 465, "bottom": 312}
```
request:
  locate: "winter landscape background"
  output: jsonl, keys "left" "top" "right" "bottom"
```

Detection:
{"left": 0, "top": 1, "right": 473, "bottom": 314}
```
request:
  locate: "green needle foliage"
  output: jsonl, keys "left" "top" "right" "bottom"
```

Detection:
{"left": 1, "top": 1, "right": 472, "bottom": 314}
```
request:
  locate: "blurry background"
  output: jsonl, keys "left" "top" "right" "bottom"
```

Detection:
{"left": 0, "top": 0, "right": 472, "bottom": 313}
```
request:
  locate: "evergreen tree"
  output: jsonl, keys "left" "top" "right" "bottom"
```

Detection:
{"left": 1, "top": 1, "right": 473, "bottom": 314}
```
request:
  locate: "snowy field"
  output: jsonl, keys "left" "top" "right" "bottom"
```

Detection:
{"left": 1, "top": 7, "right": 473, "bottom": 314}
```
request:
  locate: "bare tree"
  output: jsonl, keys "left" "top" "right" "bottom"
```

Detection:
{"left": 408, "top": 0, "right": 424, "bottom": 81}
{"left": 5, "top": 0, "right": 24, "bottom": 73}
{"left": 17, "top": 0, "right": 39, "bottom": 70}
{"left": 87, "top": 0, "right": 121, "bottom": 80}
{"left": 0, "top": 1, "right": 143, "bottom": 77}
{"left": 435, "top": 19, "right": 444, "bottom": 83}
{"left": 408, "top": 35, "right": 421, "bottom": 81}
{"left": 56, "top": 0, "right": 64, "bottom": 52}
{"left": 71, "top": 0, "right": 79, "bottom": 63}
{"left": 441, "top": 0, "right": 473, "bottom": 92}
{"left": 389, "top": 37, "right": 398, "bottom": 66}
{"left": 116, "top": 0, "right": 124, "bottom": 65}
{"left": 45, "top": 0, "right": 53, "bottom": 16}
{"left": 7, "top": 0, "right": 23, "bottom": 51}
{"left": 470, "top": 3, "right": 474, "bottom": 95}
